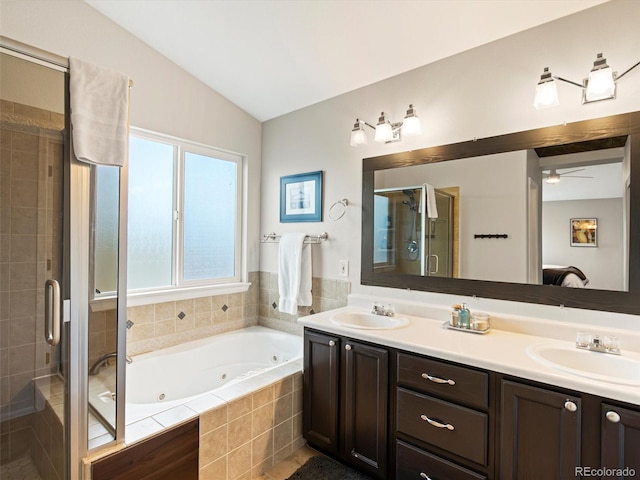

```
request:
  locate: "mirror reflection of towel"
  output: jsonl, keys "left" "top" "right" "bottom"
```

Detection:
{"left": 425, "top": 183, "right": 438, "bottom": 219}
{"left": 278, "top": 233, "right": 312, "bottom": 315}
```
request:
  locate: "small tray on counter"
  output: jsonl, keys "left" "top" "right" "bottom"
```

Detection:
{"left": 442, "top": 321, "right": 491, "bottom": 335}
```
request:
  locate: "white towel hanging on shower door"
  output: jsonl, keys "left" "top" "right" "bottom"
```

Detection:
{"left": 69, "top": 57, "right": 130, "bottom": 167}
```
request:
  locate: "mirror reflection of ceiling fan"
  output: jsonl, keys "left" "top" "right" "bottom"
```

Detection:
{"left": 543, "top": 168, "right": 594, "bottom": 184}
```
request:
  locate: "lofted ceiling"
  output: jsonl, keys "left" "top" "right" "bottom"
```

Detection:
{"left": 85, "top": 0, "right": 608, "bottom": 122}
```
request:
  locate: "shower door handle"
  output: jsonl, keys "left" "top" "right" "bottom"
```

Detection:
{"left": 428, "top": 254, "right": 439, "bottom": 275}
{"left": 44, "top": 279, "right": 61, "bottom": 346}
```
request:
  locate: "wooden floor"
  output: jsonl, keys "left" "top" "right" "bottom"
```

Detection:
{"left": 257, "top": 445, "right": 322, "bottom": 480}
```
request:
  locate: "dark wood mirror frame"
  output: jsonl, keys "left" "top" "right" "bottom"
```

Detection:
{"left": 362, "top": 111, "right": 640, "bottom": 315}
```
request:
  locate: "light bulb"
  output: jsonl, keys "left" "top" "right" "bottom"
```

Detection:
{"left": 586, "top": 66, "right": 615, "bottom": 102}
{"left": 401, "top": 115, "right": 422, "bottom": 137}
{"left": 533, "top": 78, "right": 559, "bottom": 109}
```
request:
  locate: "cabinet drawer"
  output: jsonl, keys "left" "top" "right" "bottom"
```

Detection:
{"left": 397, "top": 353, "right": 488, "bottom": 409}
{"left": 396, "top": 440, "right": 487, "bottom": 480}
{"left": 397, "top": 388, "right": 488, "bottom": 465}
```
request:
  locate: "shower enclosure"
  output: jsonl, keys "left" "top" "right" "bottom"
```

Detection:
{"left": 0, "top": 49, "right": 69, "bottom": 480}
{"left": 1, "top": 40, "right": 128, "bottom": 480}
{"left": 374, "top": 186, "right": 454, "bottom": 277}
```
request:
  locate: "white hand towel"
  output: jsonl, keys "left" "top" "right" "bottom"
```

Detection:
{"left": 278, "top": 233, "right": 312, "bottom": 315}
{"left": 425, "top": 183, "right": 439, "bottom": 219}
{"left": 69, "top": 57, "right": 130, "bottom": 167}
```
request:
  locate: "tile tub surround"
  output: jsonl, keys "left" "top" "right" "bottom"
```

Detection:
{"left": 258, "top": 272, "right": 349, "bottom": 334}
{"left": 122, "top": 272, "right": 349, "bottom": 356}
{"left": 124, "top": 272, "right": 260, "bottom": 356}
{"left": 198, "top": 371, "right": 304, "bottom": 480}
{"left": 83, "top": 369, "right": 304, "bottom": 480}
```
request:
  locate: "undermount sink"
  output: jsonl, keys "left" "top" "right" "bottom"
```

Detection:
{"left": 527, "top": 342, "right": 640, "bottom": 386}
{"left": 330, "top": 311, "right": 411, "bottom": 330}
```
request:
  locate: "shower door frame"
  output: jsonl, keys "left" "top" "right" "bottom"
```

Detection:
{"left": 1, "top": 36, "right": 128, "bottom": 480}
{"left": 374, "top": 186, "right": 427, "bottom": 276}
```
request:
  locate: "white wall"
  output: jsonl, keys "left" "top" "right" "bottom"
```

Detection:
{"left": 543, "top": 198, "right": 624, "bottom": 291}
{"left": 260, "top": 0, "right": 640, "bottom": 323}
{"left": 1, "top": 0, "right": 263, "bottom": 272}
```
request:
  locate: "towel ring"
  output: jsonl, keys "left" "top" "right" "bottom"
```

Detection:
{"left": 328, "top": 198, "right": 348, "bottom": 221}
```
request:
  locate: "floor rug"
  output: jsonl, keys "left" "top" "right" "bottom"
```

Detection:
{"left": 285, "top": 455, "right": 374, "bottom": 480}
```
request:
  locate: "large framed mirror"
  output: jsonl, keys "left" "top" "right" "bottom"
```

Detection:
{"left": 362, "top": 111, "right": 640, "bottom": 315}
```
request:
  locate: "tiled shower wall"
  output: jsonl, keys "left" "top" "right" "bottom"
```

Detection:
{"left": 0, "top": 101, "right": 64, "bottom": 476}
{"left": 117, "top": 272, "right": 349, "bottom": 356}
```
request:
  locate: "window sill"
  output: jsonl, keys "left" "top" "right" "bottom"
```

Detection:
{"left": 90, "top": 282, "right": 251, "bottom": 312}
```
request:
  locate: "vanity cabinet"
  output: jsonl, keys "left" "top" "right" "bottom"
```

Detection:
{"left": 302, "top": 329, "right": 389, "bottom": 479}
{"left": 500, "top": 380, "right": 582, "bottom": 480}
{"left": 500, "top": 380, "right": 640, "bottom": 480}
{"left": 601, "top": 403, "right": 640, "bottom": 477}
{"left": 302, "top": 330, "right": 340, "bottom": 455}
{"left": 303, "top": 326, "right": 640, "bottom": 480}
{"left": 394, "top": 352, "right": 492, "bottom": 479}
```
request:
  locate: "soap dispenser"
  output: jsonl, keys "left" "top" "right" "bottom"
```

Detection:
{"left": 450, "top": 304, "right": 462, "bottom": 327}
{"left": 458, "top": 303, "right": 471, "bottom": 329}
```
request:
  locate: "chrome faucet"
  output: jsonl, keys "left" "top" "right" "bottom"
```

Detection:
{"left": 89, "top": 352, "right": 133, "bottom": 375}
{"left": 371, "top": 302, "right": 395, "bottom": 317}
{"left": 576, "top": 332, "right": 620, "bottom": 355}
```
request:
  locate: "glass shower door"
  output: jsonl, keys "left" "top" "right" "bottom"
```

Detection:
{"left": 426, "top": 191, "right": 454, "bottom": 278}
{"left": 0, "top": 51, "right": 68, "bottom": 480}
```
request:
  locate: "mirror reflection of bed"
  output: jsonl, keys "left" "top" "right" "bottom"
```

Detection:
{"left": 543, "top": 265, "right": 589, "bottom": 288}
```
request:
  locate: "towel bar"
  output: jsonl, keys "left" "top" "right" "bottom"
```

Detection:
{"left": 261, "top": 232, "right": 328, "bottom": 244}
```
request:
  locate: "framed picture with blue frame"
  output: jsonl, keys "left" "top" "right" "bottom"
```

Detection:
{"left": 280, "top": 170, "right": 323, "bottom": 223}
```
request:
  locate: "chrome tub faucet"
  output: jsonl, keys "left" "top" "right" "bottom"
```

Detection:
{"left": 89, "top": 352, "right": 133, "bottom": 375}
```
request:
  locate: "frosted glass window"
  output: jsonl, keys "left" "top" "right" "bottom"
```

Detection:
{"left": 127, "top": 136, "right": 174, "bottom": 290}
{"left": 373, "top": 194, "right": 391, "bottom": 265}
{"left": 183, "top": 152, "right": 237, "bottom": 281}
{"left": 94, "top": 166, "right": 120, "bottom": 295}
{"left": 126, "top": 128, "right": 243, "bottom": 293}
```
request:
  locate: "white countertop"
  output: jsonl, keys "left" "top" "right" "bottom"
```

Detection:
{"left": 298, "top": 306, "right": 640, "bottom": 406}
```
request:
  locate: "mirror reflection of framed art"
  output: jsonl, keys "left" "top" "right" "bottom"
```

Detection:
{"left": 571, "top": 218, "right": 597, "bottom": 247}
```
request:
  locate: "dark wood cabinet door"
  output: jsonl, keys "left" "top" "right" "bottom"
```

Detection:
{"left": 92, "top": 419, "right": 198, "bottom": 480}
{"left": 342, "top": 339, "right": 389, "bottom": 479}
{"left": 601, "top": 403, "right": 640, "bottom": 479}
{"left": 500, "top": 380, "right": 581, "bottom": 480}
{"left": 303, "top": 330, "right": 340, "bottom": 455}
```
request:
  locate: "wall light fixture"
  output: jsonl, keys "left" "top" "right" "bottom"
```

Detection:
{"left": 350, "top": 104, "right": 422, "bottom": 146}
{"left": 533, "top": 53, "right": 640, "bottom": 109}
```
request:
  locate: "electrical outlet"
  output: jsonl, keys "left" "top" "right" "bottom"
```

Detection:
{"left": 339, "top": 259, "right": 349, "bottom": 277}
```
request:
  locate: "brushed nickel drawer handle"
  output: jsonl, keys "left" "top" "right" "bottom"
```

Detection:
{"left": 421, "top": 373, "right": 455, "bottom": 386}
{"left": 328, "top": 340, "right": 335, "bottom": 347}
{"left": 421, "top": 414, "right": 455, "bottom": 431}
{"left": 420, "top": 473, "right": 433, "bottom": 479}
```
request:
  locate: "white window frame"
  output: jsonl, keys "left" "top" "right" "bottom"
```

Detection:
{"left": 91, "top": 127, "right": 249, "bottom": 310}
